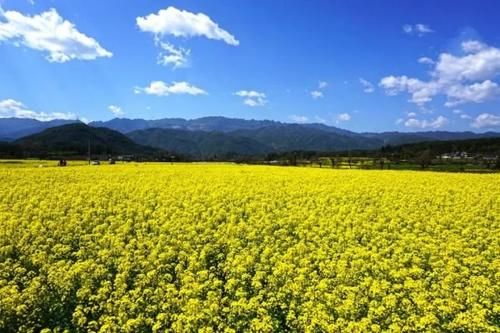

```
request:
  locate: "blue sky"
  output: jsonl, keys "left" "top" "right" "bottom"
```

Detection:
{"left": 1, "top": 0, "right": 500, "bottom": 132}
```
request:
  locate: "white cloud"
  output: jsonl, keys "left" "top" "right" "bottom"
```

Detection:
{"left": 471, "top": 113, "right": 500, "bottom": 128}
{"left": 407, "top": 112, "right": 417, "bottom": 117}
{"left": 135, "top": 81, "right": 207, "bottom": 96}
{"left": 403, "top": 23, "right": 433, "bottom": 36}
{"left": 136, "top": 7, "right": 239, "bottom": 46}
{"left": 337, "top": 113, "right": 351, "bottom": 121}
{"left": 289, "top": 115, "right": 309, "bottom": 123}
{"left": 418, "top": 57, "right": 434, "bottom": 65}
{"left": 450, "top": 109, "right": 472, "bottom": 119}
{"left": 108, "top": 105, "right": 124, "bottom": 117}
{"left": 0, "top": 98, "right": 76, "bottom": 121}
{"left": 450, "top": 109, "right": 472, "bottom": 120}
{"left": 415, "top": 24, "right": 433, "bottom": 34}
{"left": 444, "top": 80, "right": 499, "bottom": 106}
{"left": 235, "top": 90, "right": 265, "bottom": 98}
{"left": 310, "top": 81, "right": 328, "bottom": 99}
{"left": 157, "top": 42, "right": 190, "bottom": 68}
{"left": 395, "top": 118, "right": 404, "bottom": 125}
{"left": 436, "top": 43, "right": 500, "bottom": 82}
{"left": 462, "top": 40, "right": 486, "bottom": 53}
{"left": 314, "top": 116, "right": 327, "bottom": 124}
{"left": 318, "top": 81, "right": 328, "bottom": 89}
{"left": 379, "top": 75, "right": 439, "bottom": 104}
{"left": 235, "top": 90, "right": 267, "bottom": 107}
{"left": 402, "top": 24, "right": 413, "bottom": 34}
{"left": 310, "top": 90, "right": 323, "bottom": 99}
{"left": 404, "top": 115, "right": 448, "bottom": 129}
{"left": 380, "top": 40, "right": 500, "bottom": 107}
{"left": 0, "top": 8, "right": 112, "bottom": 62}
{"left": 359, "top": 78, "right": 375, "bottom": 93}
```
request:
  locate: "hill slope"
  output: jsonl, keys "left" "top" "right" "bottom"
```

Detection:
{"left": 13, "top": 123, "right": 159, "bottom": 157}
{"left": 128, "top": 128, "right": 271, "bottom": 159}
{"left": 127, "top": 125, "right": 383, "bottom": 158}
{"left": 232, "top": 125, "right": 382, "bottom": 151}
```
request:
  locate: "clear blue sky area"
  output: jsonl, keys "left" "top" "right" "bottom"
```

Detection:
{"left": 1, "top": 0, "right": 500, "bottom": 132}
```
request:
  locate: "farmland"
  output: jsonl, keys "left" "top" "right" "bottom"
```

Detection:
{"left": 0, "top": 164, "right": 499, "bottom": 332}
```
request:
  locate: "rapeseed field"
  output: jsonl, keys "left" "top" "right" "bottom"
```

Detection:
{"left": 0, "top": 164, "right": 498, "bottom": 332}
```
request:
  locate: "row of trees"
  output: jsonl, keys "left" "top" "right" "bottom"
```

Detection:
{"left": 260, "top": 149, "right": 500, "bottom": 170}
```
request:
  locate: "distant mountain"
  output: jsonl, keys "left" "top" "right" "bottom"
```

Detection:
{"left": 0, "top": 118, "right": 80, "bottom": 140}
{"left": 231, "top": 125, "right": 382, "bottom": 151}
{"left": 128, "top": 125, "right": 382, "bottom": 158}
{"left": 12, "top": 123, "right": 159, "bottom": 157}
{"left": 301, "top": 123, "right": 359, "bottom": 137}
{"left": 128, "top": 128, "right": 270, "bottom": 159}
{"left": 90, "top": 116, "right": 279, "bottom": 133}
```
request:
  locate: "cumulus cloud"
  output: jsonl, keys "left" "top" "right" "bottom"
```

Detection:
{"left": 359, "top": 78, "right": 375, "bottom": 93}
{"left": 404, "top": 115, "right": 448, "bottom": 129}
{"left": 0, "top": 98, "right": 76, "bottom": 121}
{"left": 337, "top": 113, "right": 351, "bottom": 121}
{"left": 444, "top": 80, "right": 499, "bottom": 106}
{"left": 136, "top": 7, "right": 239, "bottom": 46}
{"left": 235, "top": 90, "right": 267, "bottom": 107}
{"left": 134, "top": 81, "right": 207, "bottom": 96}
{"left": 435, "top": 42, "right": 500, "bottom": 82}
{"left": 403, "top": 24, "right": 433, "bottom": 36}
{"left": 310, "top": 90, "right": 323, "bottom": 99}
{"left": 289, "top": 115, "right": 309, "bottom": 123}
{"left": 379, "top": 75, "right": 440, "bottom": 104}
{"left": 407, "top": 112, "right": 417, "bottom": 117}
{"left": 471, "top": 113, "right": 500, "bottom": 128}
{"left": 136, "top": 7, "right": 238, "bottom": 69}
{"left": 380, "top": 40, "right": 500, "bottom": 107}
{"left": 157, "top": 42, "right": 190, "bottom": 68}
{"left": 108, "top": 105, "right": 124, "bottom": 117}
{"left": 0, "top": 8, "right": 112, "bottom": 62}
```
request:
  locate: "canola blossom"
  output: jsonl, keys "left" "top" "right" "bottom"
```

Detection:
{"left": 0, "top": 164, "right": 499, "bottom": 332}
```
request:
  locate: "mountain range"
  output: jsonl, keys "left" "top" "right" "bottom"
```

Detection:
{"left": 0, "top": 116, "right": 499, "bottom": 159}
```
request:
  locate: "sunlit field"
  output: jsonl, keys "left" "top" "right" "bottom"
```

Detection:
{"left": 0, "top": 164, "right": 498, "bottom": 332}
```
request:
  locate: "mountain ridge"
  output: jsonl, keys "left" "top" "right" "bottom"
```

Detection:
{"left": 0, "top": 117, "right": 499, "bottom": 158}
{"left": 0, "top": 120, "right": 499, "bottom": 160}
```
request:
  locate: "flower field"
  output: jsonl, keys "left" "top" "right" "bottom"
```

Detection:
{"left": 0, "top": 164, "right": 499, "bottom": 332}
